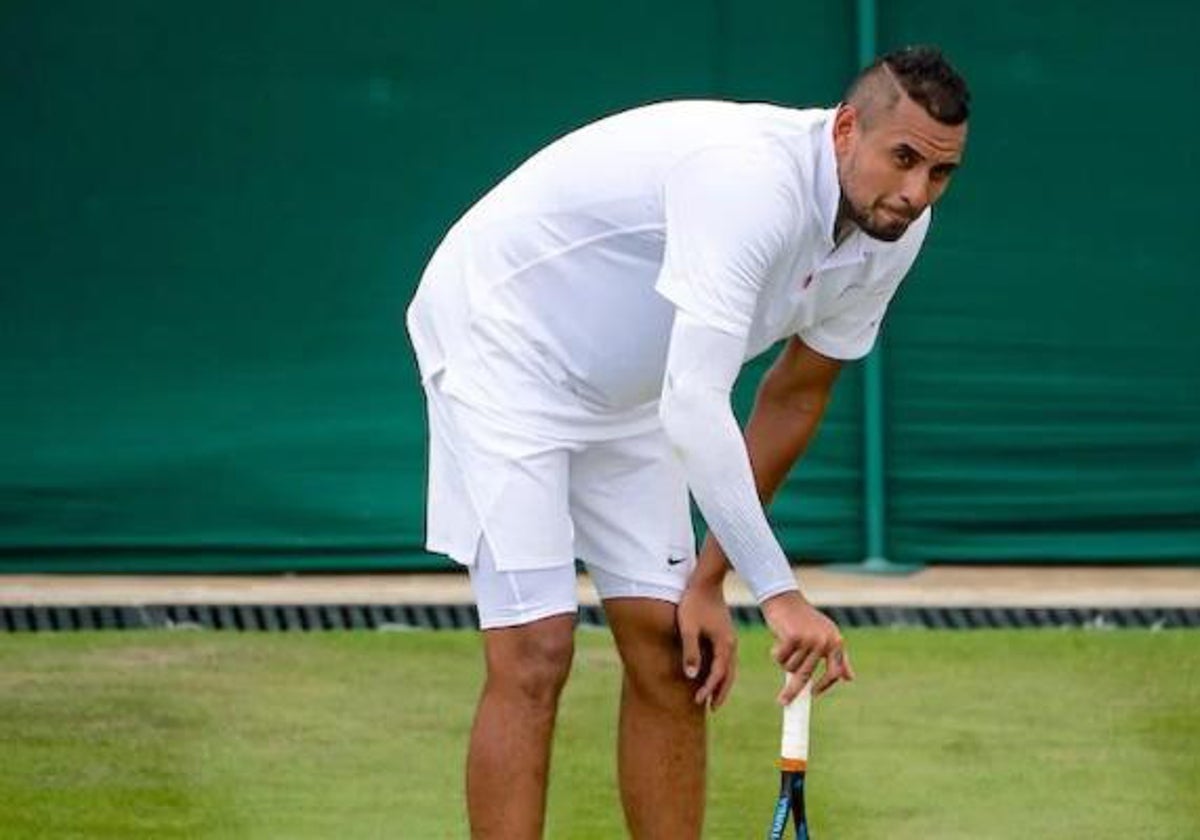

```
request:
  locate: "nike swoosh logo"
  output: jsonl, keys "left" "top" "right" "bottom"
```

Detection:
{"left": 667, "top": 556, "right": 688, "bottom": 566}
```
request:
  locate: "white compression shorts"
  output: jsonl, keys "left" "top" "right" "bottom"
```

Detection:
{"left": 469, "top": 538, "right": 686, "bottom": 629}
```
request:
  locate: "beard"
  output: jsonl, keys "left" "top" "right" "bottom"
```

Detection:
{"left": 849, "top": 201, "right": 912, "bottom": 242}
{"left": 837, "top": 179, "right": 916, "bottom": 242}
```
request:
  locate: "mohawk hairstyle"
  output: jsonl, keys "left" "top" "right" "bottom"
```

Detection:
{"left": 846, "top": 45, "right": 971, "bottom": 126}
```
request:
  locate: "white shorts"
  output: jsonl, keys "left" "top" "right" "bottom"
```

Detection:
{"left": 422, "top": 379, "right": 697, "bottom": 628}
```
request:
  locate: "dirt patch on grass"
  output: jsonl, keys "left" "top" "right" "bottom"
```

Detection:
{"left": 82, "top": 642, "right": 224, "bottom": 671}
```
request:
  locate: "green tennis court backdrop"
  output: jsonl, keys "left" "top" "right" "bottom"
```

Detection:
{"left": 2, "top": 1, "right": 1197, "bottom": 572}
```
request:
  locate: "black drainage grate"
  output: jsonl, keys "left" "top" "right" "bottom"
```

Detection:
{"left": 0, "top": 604, "right": 1197, "bottom": 633}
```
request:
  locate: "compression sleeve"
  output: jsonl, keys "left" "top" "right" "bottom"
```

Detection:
{"left": 658, "top": 311, "right": 799, "bottom": 602}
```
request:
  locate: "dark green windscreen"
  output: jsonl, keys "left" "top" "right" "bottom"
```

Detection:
{"left": 879, "top": 0, "right": 1200, "bottom": 562}
{"left": 2, "top": 1, "right": 1196, "bottom": 571}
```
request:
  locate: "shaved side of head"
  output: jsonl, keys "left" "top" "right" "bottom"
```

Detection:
{"left": 845, "top": 63, "right": 904, "bottom": 129}
{"left": 844, "top": 46, "right": 971, "bottom": 129}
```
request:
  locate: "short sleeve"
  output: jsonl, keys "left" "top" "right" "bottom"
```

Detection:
{"left": 656, "top": 145, "right": 802, "bottom": 339}
{"left": 798, "top": 211, "right": 931, "bottom": 360}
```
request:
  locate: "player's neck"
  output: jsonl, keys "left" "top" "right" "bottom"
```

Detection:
{"left": 832, "top": 198, "right": 857, "bottom": 246}
{"left": 833, "top": 215, "right": 856, "bottom": 246}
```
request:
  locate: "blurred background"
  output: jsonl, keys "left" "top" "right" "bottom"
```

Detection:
{"left": 3, "top": 0, "right": 1198, "bottom": 573}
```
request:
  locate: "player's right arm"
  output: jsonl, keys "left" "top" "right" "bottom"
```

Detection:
{"left": 656, "top": 145, "right": 853, "bottom": 704}
{"left": 659, "top": 319, "right": 853, "bottom": 703}
{"left": 697, "top": 336, "right": 855, "bottom": 699}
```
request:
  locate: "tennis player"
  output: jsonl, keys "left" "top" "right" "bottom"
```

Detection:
{"left": 407, "top": 46, "right": 969, "bottom": 839}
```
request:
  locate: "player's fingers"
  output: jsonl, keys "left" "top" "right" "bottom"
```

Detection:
{"left": 777, "top": 650, "right": 820, "bottom": 703}
{"left": 712, "top": 650, "right": 737, "bottom": 710}
{"left": 782, "top": 644, "right": 816, "bottom": 674}
{"left": 840, "top": 646, "right": 856, "bottom": 681}
{"left": 696, "top": 640, "right": 729, "bottom": 706}
{"left": 814, "top": 658, "right": 843, "bottom": 697}
{"left": 680, "top": 623, "right": 702, "bottom": 681}
{"left": 771, "top": 638, "right": 799, "bottom": 667}
{"left": 700, "top": 632, "right": 737, "bottom": 707}
{"left": 813, "top": 666, "right": 838, "bottom": 697}
{"left": 695, "top": 636, "right": 728, "bottom": 703}
{"left": 777, "top": 667, "right": 810, "bottom": 705}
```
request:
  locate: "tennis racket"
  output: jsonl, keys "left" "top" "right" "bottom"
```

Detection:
{"left": 767, "top": 680, "right": 812, "bottom": 840}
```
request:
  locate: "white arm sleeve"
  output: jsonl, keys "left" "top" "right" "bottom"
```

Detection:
{"left": 659, "top": 311, "right": 799, "bottom": 602}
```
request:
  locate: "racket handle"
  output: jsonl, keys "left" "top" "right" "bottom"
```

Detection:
{"left": 780, "top": 679, "right": 812, "bottom": 767}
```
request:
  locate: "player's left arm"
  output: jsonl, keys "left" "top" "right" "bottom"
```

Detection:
{"left": 700, "top": 336, "right": 842, "bottom": 580}
{"left": 750, "top": 336, "right": 843, "bottom": 508}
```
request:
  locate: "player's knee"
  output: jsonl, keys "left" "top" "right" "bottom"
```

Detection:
{"left": 487, "top": 624, "right": 575, "bottom": 709}
{"left": 509, "top": 635, "right": 574, "bottom": 708}
{"left": 624, "top": 651, "right": 690, "bottom": 709}
{"left": 617, "top": 617, "right": 693, "bottom": 709}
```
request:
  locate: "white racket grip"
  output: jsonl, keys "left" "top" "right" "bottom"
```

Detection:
{"left": 780, "top": 680, "right": 812, "bottom": 762}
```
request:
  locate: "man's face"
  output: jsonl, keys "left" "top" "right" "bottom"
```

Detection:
{"left": 833, "top": 93, "right": 967, "bottom": 242}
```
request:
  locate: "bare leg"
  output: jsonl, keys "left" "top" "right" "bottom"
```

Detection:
{"left": 467, "top": 613, "right": 575, "bottom": 839}
{"left": 603, "top": 598, "right": 706, "bottom": 839}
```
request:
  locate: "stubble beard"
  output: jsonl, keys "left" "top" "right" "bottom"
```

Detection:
{"left": 839, "top": 195, "right": 909, "bottom": 243}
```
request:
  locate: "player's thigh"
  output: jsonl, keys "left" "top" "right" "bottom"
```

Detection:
{"left": 569, "top": 428, "right": 697, "bottom": 595}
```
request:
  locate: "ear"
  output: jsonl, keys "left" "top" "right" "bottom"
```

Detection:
{"left": 832, "top": 104, "right": 858, "bottom": 155}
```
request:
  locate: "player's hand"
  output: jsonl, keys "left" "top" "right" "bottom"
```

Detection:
{"left": 760, "top": 590, "right": 855, "bottom": 704}
{"left": 677, "top": 578, "right": 738, "bottom": 711}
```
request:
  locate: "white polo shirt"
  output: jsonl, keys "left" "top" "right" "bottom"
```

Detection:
{"left": 407, "top": 100, "right": 929, "bottom": 442}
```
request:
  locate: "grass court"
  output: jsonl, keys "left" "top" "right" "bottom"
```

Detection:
{"left": 1, "top": 628, "right": 1196, "bottom": 838}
